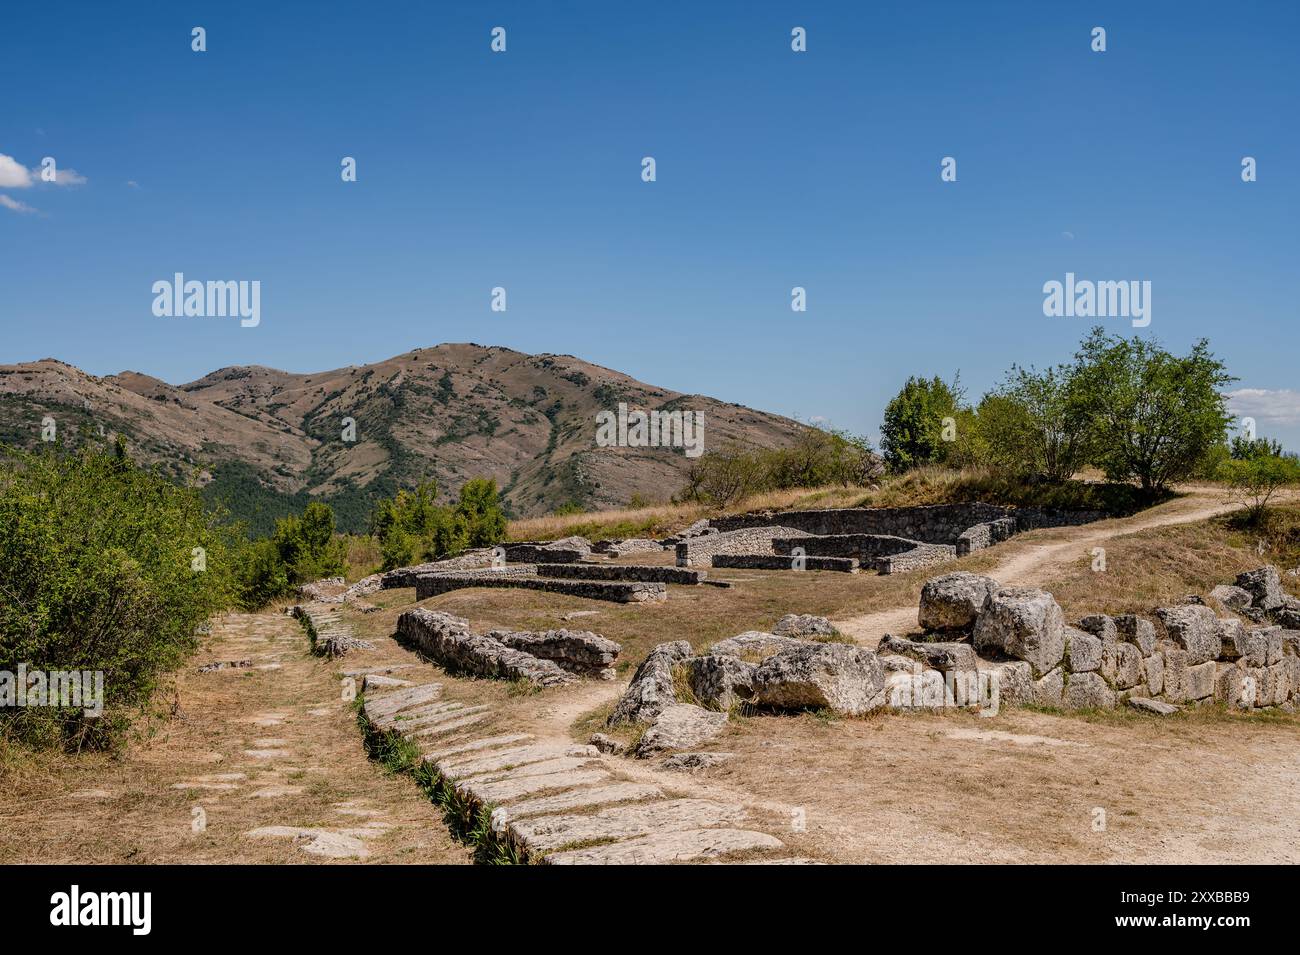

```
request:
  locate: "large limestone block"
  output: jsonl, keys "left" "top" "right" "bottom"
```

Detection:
{"left": 1143, "top": 651, "right": 1165, "bottom": 696}
{"left": 1235, "top": 565, "right": 1283, "bottom": 611}
{"left": 1065, "top": 626, "right": 1103, "bottom": 673}
{"left": 978, "top": 659, "right": 1034, "bottom": 706}
{"left": 1156, "top": 605, "right": 1223, "bottom": 665}
{"left": 973, "top": 587, "right": 1066, "bottom": 677}
{"left": 918, "top": 572, "right": 998, "bottom": 632}
{"left": 1210, "top": 584, "right": 1253, "bottom": 612}
{"left": 1114, "top": 614, "right": 1157, "bottom": 654}
{"left": 1064, "top": 672, "right": 1116, "bottom": 709}
{"left": 682, "top": 655, "right": 756, "bottom": 710}
{"left": 1101, "top": 642, "right": 1144, "bottom": 689}
{"left": 750, "top": 643, "right": 886, "bottom": 715}
{"left": 635, "top": 704, "right": 729, "bottom": 756}
{"left": 543, "top": 828, "right": 783, "bottom": 865}
{"left": 879, "top": 633, "right": 978, "bottom": 672}
{"left": 1033, "top": 668, "right": 1064, "bottom": 706}
{"left": 773, "top": 614, "right": 836, "bottom": 639}
{"left": 1183, "top": 661, "right": 1217, "bottom": 702}
{"left": 510, "top": 798, "right": 746, "bottom": 854}
{"left": 607, "top": 640, "right": 693, "bottom": 726}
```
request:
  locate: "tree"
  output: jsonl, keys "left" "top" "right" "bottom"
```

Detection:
{"left": 1071, "top": 328, "right": 1234, "bottom": 492}
{"left": 980, "top": 364, "right": 1092, "bottom": 480}
{"left": 369, "top": 477, "right": 504, "bottom": 570}
{"left": 879, "top": 376, "right": 962, "bottom": 472}
{"left": 455, "top": 478, "right": 507, "bottom": 548}
{"left": 1231, "top": 435, "right": 1284, "bottom": 460}
{"left": 1219, "top": 452, "right": 1300, "bottom": 524}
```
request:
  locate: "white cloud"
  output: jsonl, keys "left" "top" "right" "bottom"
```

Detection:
{"left": 0, "top": 154, "right": 33, "bottom": 188}
{"left": 50, "top": 167, "right": 87, "bottom": 185}
{"left": 0, "top": 153, "right": 87, "bottom": 187}
{"left": 1226, "top": 388, "right": 1300, "bottom": 426}
{"left": 0, "top": 194, "right": 38, "bottom": 214}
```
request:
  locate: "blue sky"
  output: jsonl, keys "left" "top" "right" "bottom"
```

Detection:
{"left": 2, "top": 1, "right": 1298, "bottom": 447}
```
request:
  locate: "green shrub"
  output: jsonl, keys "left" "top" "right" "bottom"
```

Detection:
{"left": 370, "top": 477, "right": 507, "bottom": 570}
{"left": 0, "top": 443, "right": 237, "bottom": 749}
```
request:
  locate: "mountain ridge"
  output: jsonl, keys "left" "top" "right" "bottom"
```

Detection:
{"left": 0, "top": 343, "right": 808, "bottom": 534}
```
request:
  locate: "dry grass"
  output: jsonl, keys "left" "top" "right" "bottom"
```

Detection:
{"left": 1040, "top": 510, "right": 1300, "bottom": 618}
{"left": 505, "top": 467, "right": 1166, "bottom": 544}
{"left": 505, "top": 484, "right": 875, "bottom": 543}
{"left": 0, "top": 611, "right": 471, "bottom": 864}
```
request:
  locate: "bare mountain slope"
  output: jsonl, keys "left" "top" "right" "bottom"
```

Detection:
{"left": 0, "top": 344, "right": 808, "bottom": 532}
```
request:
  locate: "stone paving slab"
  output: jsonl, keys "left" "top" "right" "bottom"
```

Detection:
{"left": 423, "top": 734, "right": 533, "bottom": 762}
{"left": 510, "top": 798, "right": 747, "bottom": 853}
{"left": 464, "top": 769, "right": 611, "bottom": 804}
{"left": 443, "top": 743, "right": 600, "bottom": 778}
{"left": 543, "top": 827, "right": 784, "bottom": 865}
{"left": 499, "top": 783, "right": 666, "bottom": 819}
{"left": 405, "top": 712, "right": 492, "bottom": 739}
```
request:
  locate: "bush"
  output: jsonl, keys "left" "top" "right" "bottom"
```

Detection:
{"left": 679, "top": 428, "right": 879, "bottom": 508}
{"left": 370, "top": 477, "right": 507, "bottom": 570}
{"left": 1219, "top": 453, "right": 1300, "bottom": 525}
{"left": 0, "top": 443, "right": 238, "bottom": 749}
{"left": 879, "top": 376, "right": 962, "bottom": 472}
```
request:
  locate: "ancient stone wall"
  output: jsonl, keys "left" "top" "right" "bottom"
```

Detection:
{"left": 675, "top": 525, "right": 810, "bottom": 567}
{"left": 414, "top": 572, "right": 666, "bottom": 603}
{"left": 537, "top": 563, "right": 705, "bottom": 585}
{"left": 396, "top": 608, "right": 575, "bottom": 686}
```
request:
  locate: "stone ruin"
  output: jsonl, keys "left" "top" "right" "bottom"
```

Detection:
{"left": 603, "top": 565, "right": 1300, "bottom": 757}
{"left": 396, "top": 608, "right": 621, "bottom": 685}
{"left": 676, "top": 502, "right": 1107, "bottom": 574}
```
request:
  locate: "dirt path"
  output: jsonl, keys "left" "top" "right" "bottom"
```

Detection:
{"left": 0, "top": 611, "right": 471, "bottom": 864}
{"left": 832, "top": 491, "right": 1242, "bottom": 646}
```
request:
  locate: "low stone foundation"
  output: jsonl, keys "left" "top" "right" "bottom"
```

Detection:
{"left": 396, "top": 608, "right": 575, "bottom": 686}
{"left": 537, "top": 563, "right": 705, "bottom": 585}
{"left": 710, "top": 554, "right": 859, "bottom": 573}
{"left": 675, "top": 526, "right": 810, "bottom": 567}
{"left": 414, "top": 572, "right": 667, "bottom": 604}
{"left": 873, "top": 543, "right": 958, "bottom": 574}
{"left": 383, "top": 562, "right": 535, "bottom": 589}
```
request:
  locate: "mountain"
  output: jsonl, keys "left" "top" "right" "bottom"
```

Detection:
{"left": 0, "top": 344, "right": 809, "bottom": 534}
